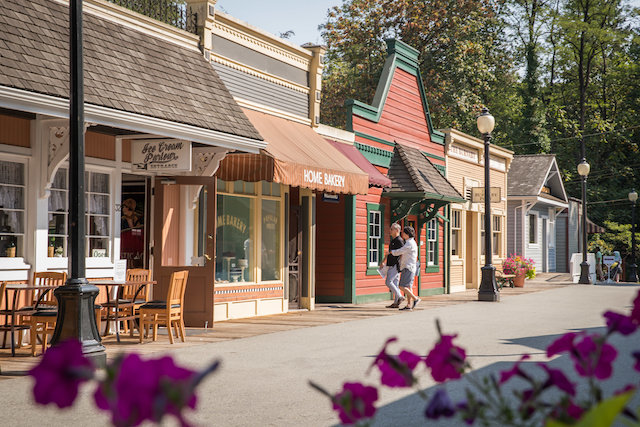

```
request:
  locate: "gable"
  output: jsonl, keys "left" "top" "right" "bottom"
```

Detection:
{"left": 345, "top": 39, "right": 445, "bottom": 164}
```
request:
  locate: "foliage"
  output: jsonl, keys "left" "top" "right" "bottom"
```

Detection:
{"left": 313, "top": 291, "right": 640, "bottom": 426}
{"left": 503, "top": 254, "right": 537, "bottom": 279}
{"left": 588, "top": 221, "right": 634, "bottom": 259}
{"left": 29, "top": 341, "right": 219, "bottom": 426}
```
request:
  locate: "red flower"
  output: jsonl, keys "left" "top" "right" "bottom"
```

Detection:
{"left": 371, "top": 338, "right": 422, "bottom": 388}
{"left": 94, "top": 354, "right": 198, "bottom": 427}
{"left": 538, "top": 363, "right": 576, "bottom": 396}
{"left": 332, "top": 382, "right": 378, "bottom": 425}
{"left": 29, "top": 339, "right": 94, "bottom": 408}
{"left": 425, "top": 334, "right": 467, "bottom": 383}
{"left": 547, "top": 332, "right": 578, "bottom": 357}
{"left": 499, "top": 354, "right": 530, "bottom": 384}
{"left": 603, "top": 311, "right": 638, "bottom": 336}
{"left": 573, "top": 335, "right": 617, "bottom": 380}
{"left": 424, "top": 388, "right": 455, "bottom": 419}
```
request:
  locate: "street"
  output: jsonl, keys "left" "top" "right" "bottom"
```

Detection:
{"left": 1, "top": 283, "right": 638, "bottom": 426}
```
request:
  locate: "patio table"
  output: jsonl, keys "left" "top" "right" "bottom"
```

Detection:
{"left": 91, "top": 280, "right": 156, "bottom": 342}
{"left": 1, "top": 283, "right": 57, "bottom": 356}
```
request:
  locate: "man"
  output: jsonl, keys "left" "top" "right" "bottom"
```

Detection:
{"left": 595, "top": 246, "right": 603, "bottom": 282}
{"left": 391, "top": 226, "right": 421, "bottom": 310}
{"left": 381, "top": 223, "right": 405, "bottom": 308}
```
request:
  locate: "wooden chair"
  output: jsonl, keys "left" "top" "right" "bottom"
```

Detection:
{"left": 139, "top": 270, "right": 188, "bottom": 344}
{"left": 26, "top": 272, "right": 67, "bottom": 356}
{"left": 103, "top": 269, "right": 152, "bottom": 337}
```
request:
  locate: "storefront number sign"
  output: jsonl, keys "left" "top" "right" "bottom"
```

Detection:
{"left": 131, "top": 140, "right": 192, "bottom": 172}
{"left": 471, "top": 187, "right": 501, "bottom": 204}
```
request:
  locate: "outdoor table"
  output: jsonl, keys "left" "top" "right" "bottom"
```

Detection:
{"left": 91, "top": 280, "right": 156, "bottom": 342}
{"left": 1, "top": 283, "right": 58, "bottom": 357}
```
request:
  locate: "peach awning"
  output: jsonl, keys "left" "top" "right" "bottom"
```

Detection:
{"left": 216, "top": 109, "right": 370, "bottom": 195}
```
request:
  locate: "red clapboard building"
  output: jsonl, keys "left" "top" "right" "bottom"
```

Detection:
{"left": 316, "top": 39, "right": 464, "bottom": 303}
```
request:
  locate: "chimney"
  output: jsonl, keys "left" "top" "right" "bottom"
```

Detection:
{"left": 185, "top": 0, "right": 217, "bottom": 62}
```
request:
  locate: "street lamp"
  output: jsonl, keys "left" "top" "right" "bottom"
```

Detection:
{"left": 577, "top": 158, "right": 591, "bottom": 284}
{"left": 477, "top": 107, "right": 499, "bottom": 302}
{"left": 627, "top": 189, "right": 638, "bottom": 283}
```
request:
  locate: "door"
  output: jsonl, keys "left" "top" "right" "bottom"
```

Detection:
{"left": 288, "top": 188, "right": 302, "bottom": 309}
{"left": 153, "top": 176, "right": 215, "bottom": 327}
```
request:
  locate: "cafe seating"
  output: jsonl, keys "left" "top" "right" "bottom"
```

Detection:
{"left": 24, "top": 272, "right": 67, "bottom": 356}
{"left": 139, "top": 270, "right": 188, "bottom": 344}
{"left": 101, "top": 269, "right": 151, "bottom": 337}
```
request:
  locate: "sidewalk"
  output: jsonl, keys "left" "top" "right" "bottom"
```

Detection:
{"left": 0, "top": 278, "right": 568, "bottom": 377}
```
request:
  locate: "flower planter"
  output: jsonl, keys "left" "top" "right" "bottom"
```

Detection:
{"left": 513, "top": 274, "right": 525, "bottom": 288}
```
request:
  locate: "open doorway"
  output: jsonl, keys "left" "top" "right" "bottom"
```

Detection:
{"left": 120, "top": 174, "right": 151, "bottom": 269}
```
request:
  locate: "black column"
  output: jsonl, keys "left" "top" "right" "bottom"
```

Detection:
{"left": 50, "top": 0, "right": 105, "bottom": 363}
{"left": 478, "top": 132, "right": 499, "bottom": 302}
{"left": 628, "top": 201, "right": 638, "bottom": 282}
{"left": 578, "top": 175, "right": 591, "bottom": 284}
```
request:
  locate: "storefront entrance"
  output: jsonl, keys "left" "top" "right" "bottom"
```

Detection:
{"left": 288, "top": 188, "right": 302, "bottom": 309}
{"left": 120, "top": 174, "right": 151, "bottom": 269}
{"left": 153, "top": 176, "right": 216, "bottom": 326}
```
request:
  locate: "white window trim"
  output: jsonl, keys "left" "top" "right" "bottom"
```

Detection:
{"left": 450, "top": 209, "right": 462, "bottom": 259}
{"left": 368, "top": 210, "right": 382, "bottom": 267}
{"left": 528, "top": 212, "right": 539, "bottom": 247}
{"left": 0, "top": 154, "right": 31, "bottom": 270}
{"left": 427, "top": 218, "right": 437, "bottom": 266}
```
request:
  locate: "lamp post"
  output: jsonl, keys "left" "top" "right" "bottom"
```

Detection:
{"left": 477, "top": 107, "right": 499, "bottom": 302}
{"left": 50, "top": 0, "right": 105, "bottom": 363}
{"left": 627, "top": 189, "right": 638, "bottom": 283}
{"left": 577, "top": 158, "right": 591, "bottom": 284}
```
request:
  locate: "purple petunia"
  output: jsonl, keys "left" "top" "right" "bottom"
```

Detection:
{"left": 425, "top": 388, "right": 456, "bottom": 419}
{"left": 499, "top": 354, "right": 530, "bottom": 384}
{"left": 425, "top": 334, "right": 467, "bottom": 383}
{"left": 547, "top": 332, "right": 578, "bottom": 357}
{"left": 630, "top": 291, "right": 640, "bottom": 325}
{"left": 332, "top": 382, "right": 378, "bottom": 425}
{"left": 603, "top": 311, "right": 638, "bottom": 336}
{"left": 633, "top": 351, "right": 640, "bottom": 372}
{"left": 538, "top": 363, "right": 576, "bottom": 396}
{"left": 371, "top": 338, "right": 422, "bottom": 388}
{"left": 29, "top": 339, "right": 94, "bottom": 409}
{"left": 573, "top": 334, "right": 618, "bottom": 380}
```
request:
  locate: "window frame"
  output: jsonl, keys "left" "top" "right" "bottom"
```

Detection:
{"left": 0, "top": 158, "right": 27, "bottom": 259}
{"left": 426, "top": 218, "right": 439, "bottom": 273}
{"left": 450, "top": 209, "right": 462, "bottom": 258}
{"left": 366, "top": 203, "right": 384, "bottom": 275}
{"left": 492, "top": 215, "right": 502, "bottom": 256}
{"left": 528, "top": 212, "right": 539, "bottom": 246}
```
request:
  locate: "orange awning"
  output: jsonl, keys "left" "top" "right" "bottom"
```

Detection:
{"left": 216, "top": 109, "right": 369, "bottom": 195}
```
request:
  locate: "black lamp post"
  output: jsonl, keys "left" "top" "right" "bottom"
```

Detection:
{"left": 477, "top": 107, "right": 499, "bottom": 302}
{"left": 627, "top": 189, "right": 638, "bottom": 283}
{"left": 577, "top": 158, "right": 591, "bottom": 284}
{"left": 50, "top": 0, "right": 106, "bottom": 363}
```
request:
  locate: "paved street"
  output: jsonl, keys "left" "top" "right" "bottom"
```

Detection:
{"left": 1, "top": 283, "right": 638, "bottom": 426}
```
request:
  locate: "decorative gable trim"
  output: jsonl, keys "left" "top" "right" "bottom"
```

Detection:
{"left": 345, "top": 38, "right": 445, "bottom": 145}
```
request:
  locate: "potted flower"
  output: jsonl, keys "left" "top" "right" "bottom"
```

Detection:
{"left": 502, "top": 255, "right": 535, "bottom": 287}
{"left": 48, "top": 237, "right": 55, "bottom": 257}
{"left": 6, "top": 240, "right": 16, "bottom": 257}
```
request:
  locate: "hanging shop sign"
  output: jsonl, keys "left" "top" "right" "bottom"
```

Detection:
{"left": 131, "top": 140, "right": 192, "bottom": 172}
{"left": 471, "top": 187, "right": 501, "bottom": 204}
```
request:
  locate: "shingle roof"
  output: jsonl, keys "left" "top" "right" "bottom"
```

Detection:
{"left": 385, "top": 143, "right": 464, "bottom": 201}
{"left": 507, "top": 155, "right": 556, "bottom": 196}
{"left": 0, "top": 0, "right": 262, "bottom": 141}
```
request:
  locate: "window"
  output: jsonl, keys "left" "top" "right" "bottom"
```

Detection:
{"left": 47, "top": 168, "right": 111, "bottom": 257}
{"left": 0, "top": 160, "right": 25, "bottom": 258}
{"left": 427, "top": 218, "right": 437, "bottom": 266}
{"left": 451, "top": 210, "right": 461, "bottom": 257}
{"left": 529, "top": 214, "right": 538, "bottom": 244}
{"left": 492, "top": 215, "right": 502, "bottom": 256}
{"left": 366, "top": 203, "right": 384, "bottom": 273}
{"left": 215, "top": 180, "right": 282, "bottom": 283}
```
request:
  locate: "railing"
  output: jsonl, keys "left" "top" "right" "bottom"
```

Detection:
{"left": 105, "top": 0, "right": 198, "bottom": 34}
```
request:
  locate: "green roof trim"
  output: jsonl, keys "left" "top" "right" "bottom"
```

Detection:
{"left": 354, "top": 142, "right": 393, "bottom": 168}
{"left": 345, "top": 38, "right": 445, "bottom": 146}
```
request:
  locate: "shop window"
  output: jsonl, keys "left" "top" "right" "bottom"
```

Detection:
{"left": 261, "top": 199, "right": 281, "bottom": 281}
{"left": 451, "top": 210, "right": 461, "bottom": 257}
{"left": 529, "top": 214, "right": 538, "bottom": 244}
{"left": 0, "top": 160, "right": 25, "bottom": 258}
{"left": 216, "top": 194, "right": 255, "bottom": 283}
{"left": 427, "top": 218, "right": 438, "bottom": 266}
{"left": 492, "top": 215, "right": 502, "bottom": 256}
{"left": 261, "top": 181, "right": 281, "bottom": 197}
{"left": 47, "top": 168, "right": 111, "bottom": 257}
{"left": 366, "top": 203, "right": 384, "bottom": 273}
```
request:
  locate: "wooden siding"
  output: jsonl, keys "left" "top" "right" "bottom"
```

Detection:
{"left": 0, "top": 114, "right": 30, "bottom": 147}
{"left": 316, "top": 195, "right": 346, "bottom": 297}
{"left": 446, "top": 156, "right": 508, "bottom": 213}
{"left": 212, "top": 62, "right": 309, "bottom": 118}
{"left": 122, "top": 139, "right": 132, "bottom": 163}
{"left": 556, "top": 214, "right": 568, "bottom": 272}
{"left": 451, "top": 264, "right": 464, "bottom": 288}
{"left": 86, "top": 131, "right": 115, "bottom": 160}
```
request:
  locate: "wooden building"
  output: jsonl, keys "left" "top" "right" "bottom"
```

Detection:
{"left": 441, "top": 129, "right": 514, "bottom": 292}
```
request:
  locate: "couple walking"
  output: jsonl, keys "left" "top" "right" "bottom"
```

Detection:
{"left": 381, "top": 223, "right": 421, "bottom": 310}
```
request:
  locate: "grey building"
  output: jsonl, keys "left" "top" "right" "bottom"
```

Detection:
{"left": 507, "top": 155, "right": 568, "bottom": 273}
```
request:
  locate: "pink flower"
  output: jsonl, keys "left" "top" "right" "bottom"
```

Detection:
{"left": 547, "top": 332, "right": 578, "bottom": 357}
{"left": 603, "top": 311, "right": 637, "bottom": 336}
{"left": 538, "top": 363, "right": 576, "bottom": 396}
{"left": 424, "top": 388, "right": 455, "bottom": 419}
{"left": 573, "top": 335, "right": 617, "bottom": 380}
{"left": 425, "top": 334, "right": 467, "bottom": 383}
{"left": 332, "top": 382, "right": 378, "bottom": 425}
{"left": 633, "top": 351, "right": 640, "bottom": 372}
{"left": 371, "top": 338, "right": 422, "bottom": 388}
{"left": 29, "top": 339, "right": 94, "bottom": 408}
{"left": 94, "top": 354, "right": 198, "bottom": 426}
{"left": 499, "top": 354, "right": 530, "bottom": 384}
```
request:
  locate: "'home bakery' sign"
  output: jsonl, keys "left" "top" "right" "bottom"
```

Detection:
{"left": 131, "top": 140, "right": 192, "bottom": 171}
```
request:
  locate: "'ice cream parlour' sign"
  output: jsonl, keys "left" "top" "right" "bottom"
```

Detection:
{"left": 131, "top": 140, "right": 192, "bottom": 171}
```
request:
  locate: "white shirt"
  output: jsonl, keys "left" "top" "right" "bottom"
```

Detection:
{"left": 391, "top": 237, "right": 418, "bottom": 274}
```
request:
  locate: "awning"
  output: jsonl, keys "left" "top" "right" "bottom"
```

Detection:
{"left": 216, "top": 109, "right": 370, "bottom": 195}
{"left": 326, "top": 139, "right": 391, "bottom": 188}
{"left": 587, "top": 218, "right": 606, "bottom": 234}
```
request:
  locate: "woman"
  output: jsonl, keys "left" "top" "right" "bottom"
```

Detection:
{"left": 610, "top": 251, "right": 623, "bottom": 282}
{"left": 390, "top": 226, "right": 421, "bottom": 310}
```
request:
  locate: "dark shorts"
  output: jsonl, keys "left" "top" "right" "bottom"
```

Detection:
{"left": 398, "top": 268, "right": 415, "bottom": 288}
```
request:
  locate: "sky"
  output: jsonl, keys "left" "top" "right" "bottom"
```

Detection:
{"left": 215, "top": 0, "right": 341, "bottom": 46}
